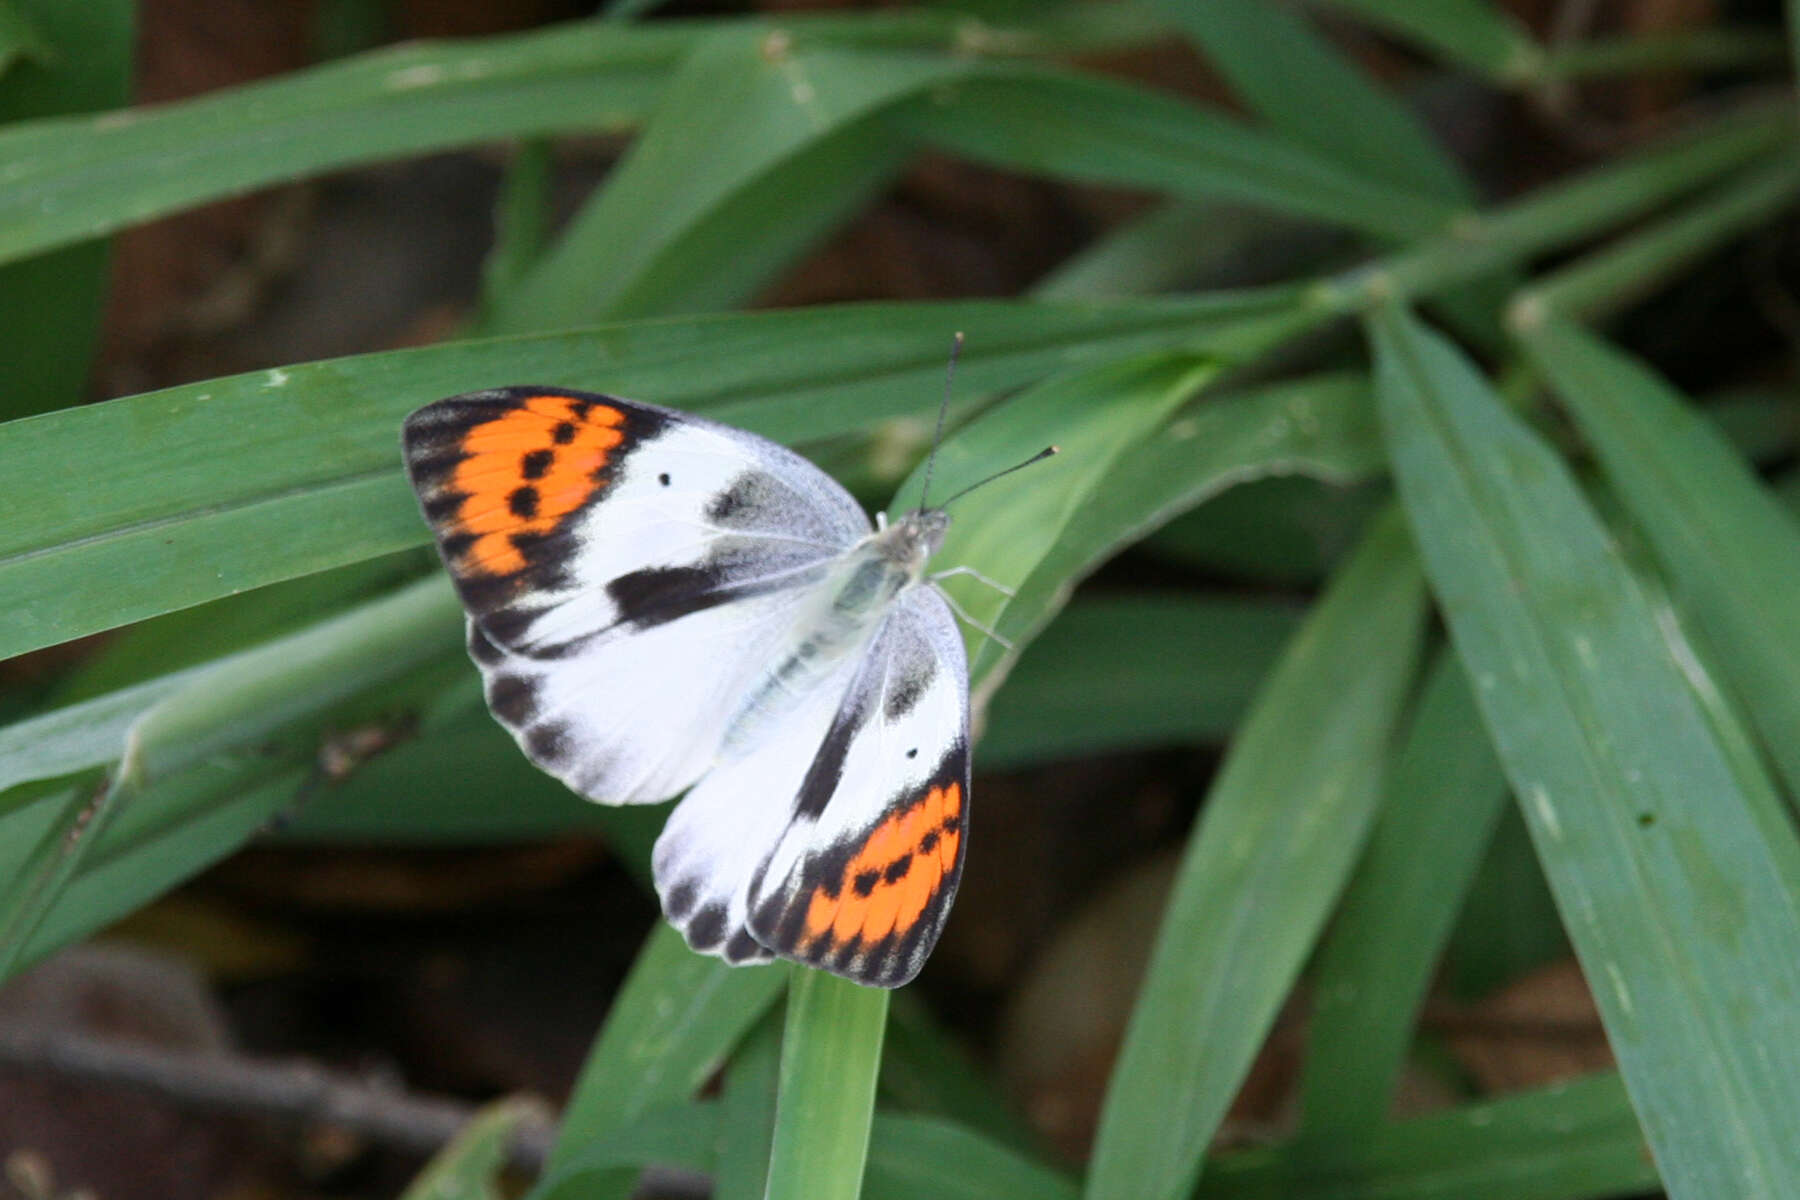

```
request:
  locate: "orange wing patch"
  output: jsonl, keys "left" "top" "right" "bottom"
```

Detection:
{"left": 803, "top": 781, "right": 963, "bottom": 949}
{"left": 445, "top": 395, "right": 625, "bottom": 576}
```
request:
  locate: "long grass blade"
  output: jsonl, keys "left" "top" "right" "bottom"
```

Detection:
{"left": 1521, "top": 317, "right": 1800, "bottom": 802}
{"left": 0, "top": 292, "right": 1288, "bottom": 661}
{"left": 1161, "top": 0, "right": 1474, "bottom": 201}
{"left": 1086, "top": 508, "right": 1426, "bottom": 1200}
{"left": 1372, "top": 303, "right": 1800, "bottom": 1198}
{"left": 763, "top": 968, "right": 889, "bottom": 1200}
{"left": 1201, "top": 1071, "right": 1656, "bottom": 1200}
{"left": 1298, "top": 649, "right": 1510, "bottom": 1139}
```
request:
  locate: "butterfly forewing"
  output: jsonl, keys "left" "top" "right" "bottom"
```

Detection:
{"left": 745, "top": 586, "right": 971, "bottom": 988}
{"left": 403, "top": 387, "right": 870, "bottom": 657}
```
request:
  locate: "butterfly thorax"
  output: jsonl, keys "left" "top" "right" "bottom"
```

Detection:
{"left": 720, "top": 509, "right": 948, "bottom": 757}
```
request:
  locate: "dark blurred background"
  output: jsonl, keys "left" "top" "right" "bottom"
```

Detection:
{"left": 2, "top": 1, "right": 1794, "bottom": 1197}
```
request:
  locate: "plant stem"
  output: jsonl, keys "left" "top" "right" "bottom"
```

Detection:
{"left": 1531, "top": 28, "right": 1787, "bottom": 82}
{"left": 1515, "top": 150, "right": 1800, "bottom": 326}
{"left": 1310, "top": 100, "right": 1795, "bottom": 314}
{"left": 763, "top": 968, "right": 888, "bottom": 1200}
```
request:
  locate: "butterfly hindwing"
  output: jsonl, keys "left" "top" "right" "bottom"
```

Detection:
{"left": 650, "top": 646, "right": 868, "bottom": 965}
{"left": 403, "top": 387, "right": 873, "bottom": 804}
{"left": 748, "top": 586, "right": 971, "bottom": 987}
{"left": 650, "top": 585, "right": 969, "bottom": 985}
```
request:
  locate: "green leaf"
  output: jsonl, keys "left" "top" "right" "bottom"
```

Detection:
{"left": 0, "top": 2, "right": 55, "bottom": 77}
{"left": 478, "top": 139, "right": 555, "bottom": 317}
{"left": 1444, "top": 807, "right": 1568, "bottom": 998}
{"left": 1536, "top": 27, "right": 1788, "bottom": 82}
{"left": 0, "top": 292, "right": 1290, "bottom": 661}
{"left": 1522, "top": 318, "right": 1800, "bottom": 802}
{"left": 0, "top": 784, "right": 109, "bottom": 979}
{"left": 1311, "top": 0, "right": 1543, "bottom": 83}
{"left": 865, "top": 1115, "right": 1077, "bottom": 1200}
{"left": 559, "top": 119, "right": 908, "bottom": 322}
{"left": 1200, "top": 1071, "right": 1657, "bottom": 1200}
{"left": 905, "top": 352, "right": 1222, "bottom": 684}
{"left": 0, "top": 577, "right": 465, "bottom": 978}
{"left": 1299, "top": 649, "right": 1509, "bottom": 1139}
{"left": 489, "top": 34, "right": 957, "bottom": 331}
{"left": 914, "top": 351, "right": 1366, "bottom": 693}
{"left": 535, "top": 1101, "right": 721, "bottom": 1198}
{"left": 542, "top": 923, "right": 785, "bottom": 1192}
{"left": 280, "top": 691, "right": 620, "bottom": 843}
{"left": 970, "top": 367, "right": 1380, "bottom": 701}
{"left": 764, "top": 967, "right": 889, "bottom": 1200}
{"left": 50, "top": 552, "right": 427, "bottom": 704}
{"left": 895, "top": 67, "right": 1456, "bottom": 242}
{"left": 1030, "top": 200, "right": 1334, "bottom": 301}
{"left": 1332, "top": 101, "right": 1795, "bottom": 309}
{"left": 1086, "top": 508, "right": 1427, "bottom": 1200}
{"left": 1517, "top": 152, "right": 1800, "bottom": 324}
{"left": 400, "top": 1097, "right": 545, "bottom": 1200}
{"left": 1161, "top": 0, "right": 1474, "bottom": 201}
{"left": 714, "top": 1009, "right": 784, "bottom": 1200}
{"left": 0, "top": 8, "right": 1162, "bottom": 271}
{"left": 1147, "top": 476, "right": 1388, "bottom": 585}
{"left": 1790, "top": 0, "right": 1800, "bottom": 94}
{"left": 0, "top": 21, "right": 680, "bottom": 268}
{"left": 0, "top": 669, "right": 205, "bottom": 797}
{"left": 879, "top": 995, "right": 1042, "bottom": 1155}
{"left": 978, "top": 593, "right": 1301, "bottom": 769}
{"left": 0, "top": 0, "right": 133, "bottom": 419}
{"left": 1372, "top": 303, "right": 1800, "bottom": 1198}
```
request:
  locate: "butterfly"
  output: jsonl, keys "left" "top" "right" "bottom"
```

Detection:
{"left": 401, "top": 371, "right": 1049, "bottom": 987}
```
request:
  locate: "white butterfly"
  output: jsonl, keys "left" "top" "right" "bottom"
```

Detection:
{"left": 402, "top": 379, "right": 1046, "bottom": 986}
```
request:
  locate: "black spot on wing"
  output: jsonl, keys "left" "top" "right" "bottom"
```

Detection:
{"left": 508, "top": 486, "right": 539, "bottom": 518}
{"left": 686, "top": 904, "right": 727, "bottom": 952}
{"left": 475, "top": 601, "right": 545, "bottom": 651}
{"left": 521, "top": 449, "right": 553, "bottom": 480}
{"left": 829, "top": 934, "right": 866, "bottom": 974}
{"left": 441, "top": 531, "right": 476, "bottom": 562}
{"left": 755, "top": 876, "right": 815, "bottom": 953}
{"left": 467, "top": 622, "right": 506, "bottom": 666}
{"left": 723, "top": 929, "right": 767, "bottom": 964}
{"left": 664, "top": 881, "right": 697, "bottom": 921}
{"left": 526, "top": 721, "right": 571, "bottom": 766}
{"left": 422, "top": 491, "right": 467, "bottom": 527}
{"left": 486, "top": 674, "right": 538, "bottom": 726}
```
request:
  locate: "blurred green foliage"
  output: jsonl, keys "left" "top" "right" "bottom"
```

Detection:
{"left": 2, "top": 2, "right": 1799, "bottom": 1197}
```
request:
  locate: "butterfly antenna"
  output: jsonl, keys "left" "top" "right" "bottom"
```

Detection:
{"left": 916, "top": 331, "right": 963, "bottom": 514}
{"left": 938, "top": 444, "right": 1060, "bottom": 509}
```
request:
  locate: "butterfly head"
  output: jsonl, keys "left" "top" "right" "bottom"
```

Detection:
{"left": 879, "top": 507, "right": 951, "bottom": 579}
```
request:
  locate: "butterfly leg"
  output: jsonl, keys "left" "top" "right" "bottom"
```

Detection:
{"left": 930, "top": 564, "right": 1015, "bottom": 598}
{"left": 933, "top": 585, "right": 1014, "bottom": 652}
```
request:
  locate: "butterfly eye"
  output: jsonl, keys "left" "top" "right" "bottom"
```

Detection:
{"left": 659, "top": 473, "right": 672, "bottom": 486}
{"left": 906, "top": 748, "right": 918, "bottom": 759}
